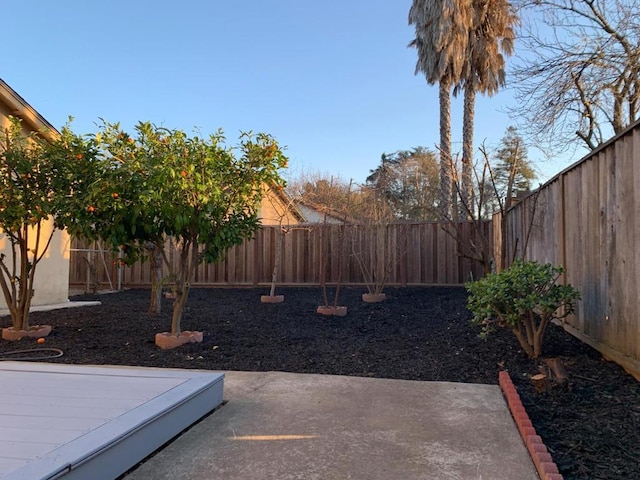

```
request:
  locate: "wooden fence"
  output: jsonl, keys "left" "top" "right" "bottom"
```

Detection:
{"left": 499, "top": 119, "right": 640, "bottom": 379}
{"left": 69, "top": 221, "right": 491, "bottom": 290}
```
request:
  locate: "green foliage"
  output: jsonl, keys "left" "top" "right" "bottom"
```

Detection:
{"left": 0, "top": 115, "right": 286, "bottom": 337}
{"left": 466, "top": 260, "right": 580, "bottom": 358}
{"left": 78, "top": 121, "right": 288, "bottom": 334}
{"left": 365, "top": 147, "right": 439, "bottom": 221}
{"left": 0, "top": 117, "right": 98, "bottom": 330}
{"left": 493, "top": 127, "right": 536, "bottom": 197}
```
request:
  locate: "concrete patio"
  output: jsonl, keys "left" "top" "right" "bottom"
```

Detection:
{"left": 125, "top": 371, "right": 538, "bottom": 480}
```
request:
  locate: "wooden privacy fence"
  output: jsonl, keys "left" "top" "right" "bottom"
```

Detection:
{"left": 69, "top": 221, "right": 491, "bottom": 289}
{"left": 498, "top": 119, "right": 640, "bottom": 379}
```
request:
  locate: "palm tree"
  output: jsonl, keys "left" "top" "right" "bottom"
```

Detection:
{"left": 458, "top": 0, "right": 517, "bottom": 219}
{"left": 409, "top": 0, "right": 474, "bottom": 219}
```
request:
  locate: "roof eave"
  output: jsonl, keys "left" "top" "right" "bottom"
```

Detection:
{"left": 0, "top": 78, "right": 60, "bottom": 142}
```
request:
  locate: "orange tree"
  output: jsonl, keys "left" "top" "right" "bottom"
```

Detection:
{"left": 0, "top": 117, "right": 99, "bottom": 332}
{"left": 66, "top": 122, "right": 172, "bottom": 314}
{"left": 81, "top": 121, "right": 287, "bottom": 336}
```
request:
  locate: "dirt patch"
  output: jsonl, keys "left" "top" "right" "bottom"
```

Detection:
{"left": 2, "top": 286, "right": 639, "bottom": 479}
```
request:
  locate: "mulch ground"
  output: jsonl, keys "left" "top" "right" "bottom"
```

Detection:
{"left": 2, "top": 286, "right": 639, "bottom": 479}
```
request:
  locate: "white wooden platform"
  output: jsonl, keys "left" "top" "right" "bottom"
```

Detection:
{"left": 0, "top": 362, "right": 224, "bottom": 480}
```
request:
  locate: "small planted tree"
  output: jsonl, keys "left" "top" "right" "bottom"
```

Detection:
{"left": 466, "top": 260, "right": 580, "bottom": 358}
{"left": 350, "top": 184, "right": 397, "bottom": 302}
{"left": 87, "top": 122, "right": 286, "bottom": 347}
{"left": 0, "top": 118, "right": 96, "bottom": 339}
{"left": 260, "top": 184, "right": 295, "bottom": 304}
{"left": 317, "top": 179, "right": 351, "bottom": 317}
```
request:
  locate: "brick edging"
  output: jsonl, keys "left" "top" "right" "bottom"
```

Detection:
{"left": 499, "top": 371, "right": 563, "bottom": 480}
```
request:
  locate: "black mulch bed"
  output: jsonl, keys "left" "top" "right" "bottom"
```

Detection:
{"left": 2, "top": 286, "right": 639, "bottom": 479}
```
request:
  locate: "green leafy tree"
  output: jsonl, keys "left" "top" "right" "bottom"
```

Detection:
{"left": 82, "top": 122, "right": 287, "bottom": 336}
{"left": 467, "top": 260, "right": 580, "bottom": 358}
{"left": 81, "top": 122, "right": 175, "bottom": 314}
{"left": 365, "top": 148, "right": 439, "bottom": 220}
{"left": 0, "top": 117, "right": 97, "bottom": 332}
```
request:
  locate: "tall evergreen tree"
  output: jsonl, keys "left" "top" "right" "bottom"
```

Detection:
{"left": 492, "top": 126, "right": 536, "bottom": 210}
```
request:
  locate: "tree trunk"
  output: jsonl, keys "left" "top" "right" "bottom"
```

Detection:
{"left": 543, "top": 358, "right": 568, "bottom": 386}
{"left": 439, "top": 82, "right": 452, "bottom": 219}
{"left": 270, "top": 228, "right": 283, "bottom": 297}
{"left": 16, "top": 228, "right": 29, "bottom": 331}
{"left": 170, "top": 238, "right": 198, "bottom": 336}
{"left": 531, "top": 373, "right": 550, "bottom": 393}
{"left": 170, "top": 288, "right": 188, "bottom": 336}
{"left": 533, "top": 329, "right": 543, "bottom": 358}
{"left": 148, "top": 242, "right": 164, "bottom": 314}
{"left": 462, "top": 86, "right": 475, "bottom": 219}
{"left": 512, "top": 326, "right": 535, "bottom": 358}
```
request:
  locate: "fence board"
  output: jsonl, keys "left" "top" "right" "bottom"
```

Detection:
{"left": 70, "top": 222, "right": 491, "bottom": 290}
{"left": 501, "top": 120, "right": 640, "bottom": 379}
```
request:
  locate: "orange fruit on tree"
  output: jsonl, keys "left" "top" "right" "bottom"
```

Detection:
{"left": 37, "top": 338, "right": 45, "bottom": 344}
{"left": 112, "top": 192, "right": 119, "bottom": 199}
{"left": 88, "top": 205, "right": 95, "bottom": 213}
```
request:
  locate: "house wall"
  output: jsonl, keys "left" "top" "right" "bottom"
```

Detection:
{"left": 0, "top": 224, "right": 71, "bottom": 309}
{"left": 0, "top": 83, "right": 70, "bottom": 310}
{"left": 295, "top": 204, "right": 343, "bottom": 224}
{"left": 258, "top": 188, "right": 301, "bottom": 226}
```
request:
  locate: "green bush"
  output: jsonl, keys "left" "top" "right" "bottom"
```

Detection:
{"left": 466, "top": 260, "right": 580, "bottom": 358}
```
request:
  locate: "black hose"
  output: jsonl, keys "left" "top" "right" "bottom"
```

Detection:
{"left": 0, "top": 348, "right": 64, "bottom": 361}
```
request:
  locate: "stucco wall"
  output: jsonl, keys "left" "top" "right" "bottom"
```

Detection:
{"left": 0, "top": 226, "right": 71, "bottom": 309}
{"left": 258, "top": 189, "right": 301, "bottom": 226}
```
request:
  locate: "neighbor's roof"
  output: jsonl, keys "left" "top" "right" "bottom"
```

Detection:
{"left": 0, "top": 78, "right": 59, "bottom": 142}
{"left": 268, "top": 185, "right": 306, "bottom": 223}
{"left": 293, "top": 198, "right": 353, "bottom": 223}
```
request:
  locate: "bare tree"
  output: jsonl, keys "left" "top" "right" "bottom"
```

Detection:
{"left": 287, "top": 171, "right": 356, "bottom": 218}
{"left": 443, "top": 140, "right": 539, "bottom": 274}
{"left": 511, "top": 0, "right": 640, "bottom": 153}
{"left": 260, "top": 185, "right": 302, "bottom": 303}
{"left": 350, "top": 184, "right": 398, "bottom": 301}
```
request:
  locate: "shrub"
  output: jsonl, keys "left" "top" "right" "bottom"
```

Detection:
{"left": 466, "top": 260, "right": 580, "bottom": 358}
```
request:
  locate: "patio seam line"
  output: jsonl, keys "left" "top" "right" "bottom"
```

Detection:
{"left": 499, "top": 371, "right": 563, "bottom": 480}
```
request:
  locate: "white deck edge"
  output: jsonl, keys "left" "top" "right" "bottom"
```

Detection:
{"left": 1, "top": 363, "right": 224, "bottom": 480}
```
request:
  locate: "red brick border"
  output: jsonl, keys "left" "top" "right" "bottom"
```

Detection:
{"left": 499, "top": 371, "right": 563, "bottom": 480}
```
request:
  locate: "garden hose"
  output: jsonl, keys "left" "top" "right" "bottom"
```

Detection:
{"left": 0, "top": 348, "right": 64, "bottom": 361}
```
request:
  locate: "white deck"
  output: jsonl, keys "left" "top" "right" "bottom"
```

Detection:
{"left": 0, "top": 362, "right": 224, "bottom": 480}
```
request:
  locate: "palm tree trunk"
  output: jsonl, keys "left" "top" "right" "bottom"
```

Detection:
{"left": 462, "top": 86, "right": 475, "bottom": 219}
{"left": 439, "top": 81, "right": 452, "bottom": 219}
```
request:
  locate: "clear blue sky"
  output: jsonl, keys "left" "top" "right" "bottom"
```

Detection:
{"left": 4, "top": 1, "right": 577, "bottom": 184}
